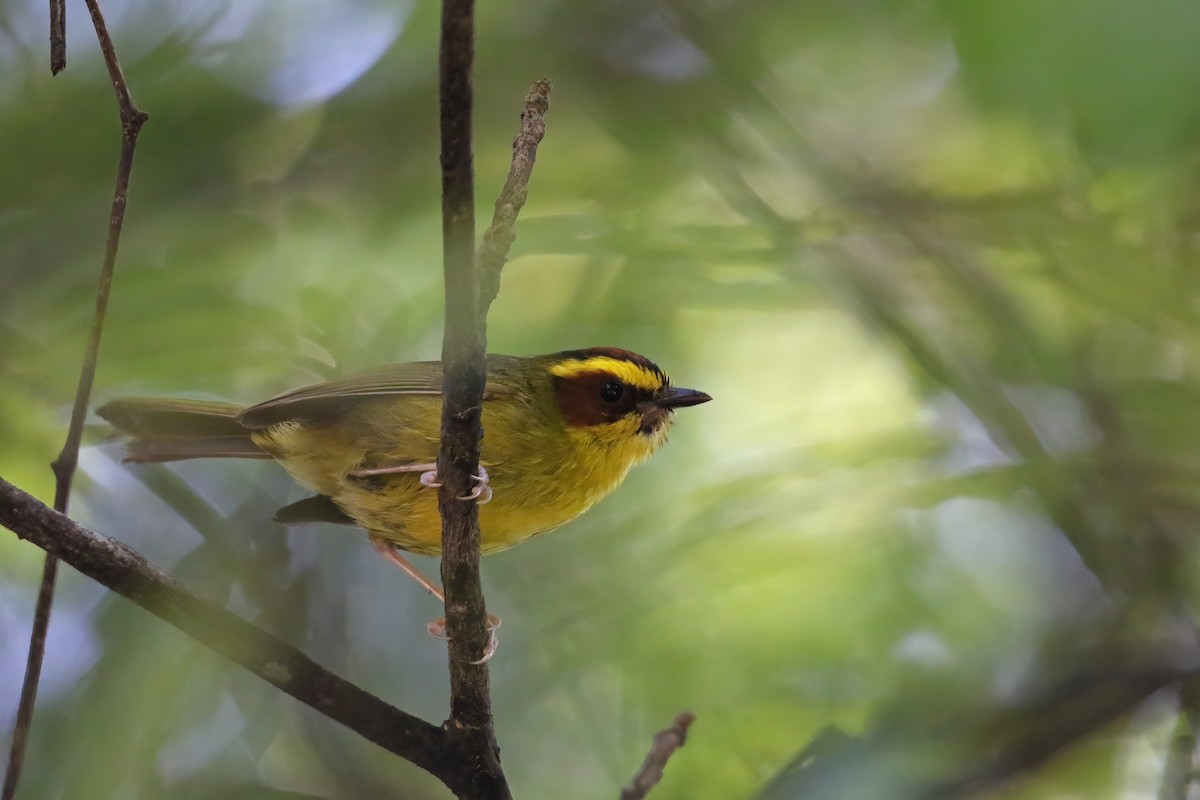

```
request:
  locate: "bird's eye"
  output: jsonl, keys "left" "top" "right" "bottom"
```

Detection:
{"left": 600, "top": 381, "right": 624, "bottom": 403}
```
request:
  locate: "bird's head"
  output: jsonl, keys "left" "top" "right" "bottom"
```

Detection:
{"left": 547, "top": 348, "right": 711, "bottom": 456}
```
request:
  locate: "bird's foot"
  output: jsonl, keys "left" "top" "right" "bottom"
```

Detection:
{"left": 462, "top": 467, "right": 492, "bottom": 503}
{"left": 351, "top": 461, "right": 491, "bottom": 503}
{"left": 419, "top": 465, "right": 492, "bottom": 504}
{"left": 370, "top": 537, "right": 500, "bottom": 663}
{"left": 427, "top": 614, "right": 502, "bottom": 664}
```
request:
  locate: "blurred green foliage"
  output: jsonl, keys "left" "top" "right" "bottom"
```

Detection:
{"left": 6, "top": 1, "right": 1200, "bottom": 798}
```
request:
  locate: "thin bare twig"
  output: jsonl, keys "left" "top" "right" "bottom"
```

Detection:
{"left": 0, "top": 477, "right": 459, "bottom": 780}
{"left": 1159, "top": 682, "right": 1200, "bottom": 800}
{"left": 620, "top": 711, "right": 696, "bottom": 800}
{"left": 49, "top": 0, "right": 65, "bottom": 75}
{"left": 0, "top": 555, "right": 58, "bottom": 800}
{"left": 4, "top": 2, "right": 147, "bottom": 797}
{"left": 83, "top": 0, "right": 145, "bottom": 126}
{"left": 477, "top": 77, "right": 551, "bottom": 310}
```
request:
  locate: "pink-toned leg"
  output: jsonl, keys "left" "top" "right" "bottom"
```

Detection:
{"left": 370, "top": 535, "right": 503, "bottom": 662}
{"left": 370, "top": 535, "right": 444, "bottom": 602}
{"left": 352, "top": 461, "right": 491, "bottom": 504}
{"left": 353, "top": 462, "right": 437, "bottom": 478}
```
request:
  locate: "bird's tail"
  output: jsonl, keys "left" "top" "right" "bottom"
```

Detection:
{"left": 97, "top": 398, "right": 268, "bottom": 463}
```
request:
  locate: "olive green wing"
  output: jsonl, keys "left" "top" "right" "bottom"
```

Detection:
{"left": 237, "top": 361, "right": 445, "bottom": 429}
{"left": 237, "top": 358, "right": 519, "bottom": 429}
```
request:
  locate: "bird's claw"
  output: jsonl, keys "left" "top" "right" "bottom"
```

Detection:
{"left": 419, "top": 465, "right": 491, "bottom": 504}
{"left": 427, "top": 614, "right": 502, "bottom": 664}
{"left": 460, "top": 467, "right": 492, "bottom": 504}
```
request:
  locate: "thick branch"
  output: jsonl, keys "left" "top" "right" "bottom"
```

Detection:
{"left": 437, "top": 0, "right": 488, "bottom": 707}
{"left": 620, "top": 712, "right": 696, "bottom": 800}
{"left": 0, "top": 477, "right": 454, "bottom": 779}
{"left": 5, "top": 3, "right": 148, "bottom": 797}
{"left": 477, "top": 77, "right": 551, "bottom": 311}
{"left": 435, "top": 1, "right": 511, "bottom": 798}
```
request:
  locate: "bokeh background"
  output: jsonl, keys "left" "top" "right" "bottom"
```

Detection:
{"left": 6, "top": 1, "right": 1200, "bottom": 798}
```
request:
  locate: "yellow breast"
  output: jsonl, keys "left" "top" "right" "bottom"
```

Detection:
{"left": 253, "top": 396, "right": 669, "bottom": 556}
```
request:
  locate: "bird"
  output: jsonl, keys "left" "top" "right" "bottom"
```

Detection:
{"left": 98, "top": 347, "right": 711, "bottom": 660}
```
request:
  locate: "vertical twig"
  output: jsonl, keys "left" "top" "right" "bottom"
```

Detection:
{"left": 3, "top": 2, "right": 146, "bottom": 797}
{"left": 49, "top": 0, "right": 65, "bottom": 75}
{"left": 435, "top": 1, "right": 511, "bottom": 798}
{"left": 437, "top": 0, "right": 486, "bottom": 696}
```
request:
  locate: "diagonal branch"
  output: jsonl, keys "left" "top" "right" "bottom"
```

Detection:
{"left": 5, "top": 3, "right": 148, "bottom": 797}
{"left": 0, "top": 477, "right": 456, "bottom": 781}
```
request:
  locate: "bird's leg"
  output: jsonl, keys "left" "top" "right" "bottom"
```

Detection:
{"left": 369, "top": 535, "right": 502, "bottom": 664}
{"left": 351, "top": 462, "right": 492, "bottom": 504}
{"left": 353, "top": 461, "right": 437, "bottom": 478}
{"left": 370, "top": 535, "right": 444, "bottom": 601}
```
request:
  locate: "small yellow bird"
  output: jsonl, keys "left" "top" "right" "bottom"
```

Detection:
{"left": 99, "top": 348, "right": 710, "bottom": 654}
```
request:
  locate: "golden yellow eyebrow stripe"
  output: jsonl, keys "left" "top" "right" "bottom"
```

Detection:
{"left": 549, "top": 357, "right": 665, "bottom": 392}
